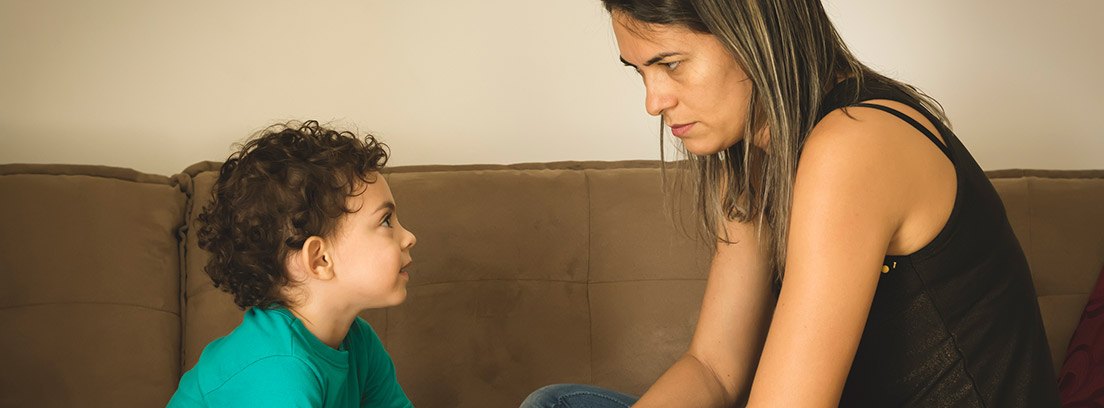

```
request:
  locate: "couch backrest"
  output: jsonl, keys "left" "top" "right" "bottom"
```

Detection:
{"left": 0, "top": 164, "right": 187, "bottom": 407}
{"left": 2, "top": 162, "right": 1101, "bottom": 408}
{"left": 989, "top": 170, "right": 1104, "bottom": 374}
{"left": 179, "top": 162, "right": 1104, "bottom": 407}
{"left": 179, "top": 161, "right": 714, "bottom": 407}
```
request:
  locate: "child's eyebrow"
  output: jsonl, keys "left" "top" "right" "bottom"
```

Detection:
{"left": 375, "top": 201, "right": 395, "bottom": 213}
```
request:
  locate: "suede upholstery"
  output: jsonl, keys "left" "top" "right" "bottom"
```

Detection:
{"left": 0, "top": 161, "right": 1101, "bottom": 407}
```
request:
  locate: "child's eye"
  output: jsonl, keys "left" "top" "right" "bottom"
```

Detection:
{"left": 381, "top": 213, "right": 393, "bottom": 228}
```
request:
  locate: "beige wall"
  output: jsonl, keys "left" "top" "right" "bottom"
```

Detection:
{"left": 1, "top": 0, "right": 1101, "bottom": 175}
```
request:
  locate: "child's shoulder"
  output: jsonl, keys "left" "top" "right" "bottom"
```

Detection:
{"left": 191, "top": 308, "right": 315, "bottom": 387}
{"left": 345, "top": 317, "right": 395, "bottom": 368}
{"left": 212, "top": 307, "right": 301, "bottom": 354}
{"left": 349, "top": 316, "right": 383, "bottom": 344}
{"left": 171, "top": 307, "right": 325, "bottom": 404}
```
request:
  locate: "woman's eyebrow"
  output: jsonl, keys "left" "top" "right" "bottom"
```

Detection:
{"left": 620, "top": 52, "right": 682, "bottom": 68}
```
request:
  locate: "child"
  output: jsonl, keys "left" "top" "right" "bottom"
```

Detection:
{"left": 168, "top": 120, "right": 416, "bottom": 407}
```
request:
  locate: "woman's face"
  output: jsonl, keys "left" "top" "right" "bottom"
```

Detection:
{"left": 612, "top": 12, "right": 755, "bottom": 155}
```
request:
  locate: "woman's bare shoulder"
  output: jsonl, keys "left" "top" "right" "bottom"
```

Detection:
{"left": 800, "top": 101, "right": 956, "bottom": 255}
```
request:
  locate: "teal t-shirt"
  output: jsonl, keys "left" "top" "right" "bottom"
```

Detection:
{"left": 167, "top": 307, "right": 412, "bottom": 407}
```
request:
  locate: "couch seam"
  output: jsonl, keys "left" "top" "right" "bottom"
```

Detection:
{"left": 0, "top": 167, "right": 175, "bottom": 185}
{"left": 377, "top": 278, "right": 588, "bottom": 289}
{"left": 588, "top": 278, "right": 708, "bottom": 285}
{"left": 381, "top": 160, "right": 663, "bottom": 174}
{"left": 0, "top": 301, "right": 179, "bottom": 315}
{"left": 176, "top": 170, "right": 196, "bottom": 378}
{"left": 585, "top": 168, "right": 595, "bottom": 384}
{"left": 397, "top": 277, "right": 707, "bottom": 290}
{"left": 1025, "top": 177, "right": 1035, "bottom": 286}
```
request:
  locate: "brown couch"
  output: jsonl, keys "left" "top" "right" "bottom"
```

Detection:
{"left": 1, "top": 161, "right": 1101, "bottom": 407}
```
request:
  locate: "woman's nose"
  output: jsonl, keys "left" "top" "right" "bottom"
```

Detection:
{"left": 644, "top": 82, "right": 676, "bottom": 117}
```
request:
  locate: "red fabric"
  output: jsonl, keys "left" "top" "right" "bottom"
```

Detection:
{"left": 1058, "top": 265, "right": 1104, "bottom": 407}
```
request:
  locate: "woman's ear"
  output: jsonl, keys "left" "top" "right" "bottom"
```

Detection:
{"left": 298, "top": 236, "right": 337, "bottom": 281}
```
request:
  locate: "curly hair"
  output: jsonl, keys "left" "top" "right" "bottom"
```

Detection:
{"left": 196, "top": 120, "right": 390, "bottom": 309}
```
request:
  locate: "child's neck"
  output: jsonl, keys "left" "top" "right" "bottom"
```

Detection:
{"left": 285, "top": 302, "right": 360, "bottom": 350}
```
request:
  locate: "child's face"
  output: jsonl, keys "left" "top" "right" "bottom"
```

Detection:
{"left": 329, "top": 173, "right": 416, "bottom": 308}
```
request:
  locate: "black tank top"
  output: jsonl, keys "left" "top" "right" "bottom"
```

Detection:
{"left": 813, "top": 77, "right": 1061, "bottom": 407}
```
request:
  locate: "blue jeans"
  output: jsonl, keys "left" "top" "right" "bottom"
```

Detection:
{"left": 520, "top": 384, "right": 639, "bottom": 408}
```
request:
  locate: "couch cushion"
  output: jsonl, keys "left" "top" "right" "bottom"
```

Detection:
{"left": 388, "top": 280, "right": 591, "bottom": 407}
{"left": 992, "top": 174, "right": 1104, "bottom": 374}
{"left": 386, "top": 168, "right": 590, "bottom": 285}
{"left": 1019, "top": 176, "right": 1104, "bottom": 298}
{"left": 587, "top": 167, "right": 712, "bottom": 283}
{"left": 372, "top": 166, "right": 593, "bottom": 407}
{"left": 0, "top": 164, "right": 186, "bottom": 407}
{"left": 586, "top": 166, "right": 712, "bottom": 396}
{"left": 590, "top": 280, "right": 706, "bottom": 396}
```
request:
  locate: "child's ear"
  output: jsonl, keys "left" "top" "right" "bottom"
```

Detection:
{"left": 299, "top": 236, "right": 337, "bottom": 281}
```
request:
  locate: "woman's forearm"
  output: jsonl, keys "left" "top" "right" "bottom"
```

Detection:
{"left": 633, "top": 353, "right": 744, "bottom": 408}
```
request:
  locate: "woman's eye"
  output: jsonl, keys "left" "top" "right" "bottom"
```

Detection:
{"left": 381, "top": 213, "right": 393, "bottom": 228}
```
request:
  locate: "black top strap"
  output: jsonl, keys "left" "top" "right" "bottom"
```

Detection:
{"left": 850, "top": 103, "right": 952, "bottom": 160}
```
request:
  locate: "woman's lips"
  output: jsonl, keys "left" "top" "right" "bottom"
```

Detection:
{"left": 670, "top": 122, "right": 695, "bottom": 137}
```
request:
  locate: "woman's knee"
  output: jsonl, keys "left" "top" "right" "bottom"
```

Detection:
{"left": 520, "top": 384, "right": 579, "bottom": 408}
{"left": 520, "top": 384, "right": 638, "bottom": 408}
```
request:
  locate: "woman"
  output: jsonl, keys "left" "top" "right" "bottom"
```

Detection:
{"left": 523, "top": 0, "right": 1060, "bottom": 407}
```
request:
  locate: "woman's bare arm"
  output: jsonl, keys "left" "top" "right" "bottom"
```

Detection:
{"left": 744, "top": 104, "right": 953, "bottom": 406}
{"left": 633, "top": 216, "right": 775, "bottom": 407}
{"left": 634, "top": 100, "right": 952, "bottom": 407}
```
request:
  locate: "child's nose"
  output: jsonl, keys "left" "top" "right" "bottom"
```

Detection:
{"left": 404, "top": 228, "right": 416, "bottom": 249}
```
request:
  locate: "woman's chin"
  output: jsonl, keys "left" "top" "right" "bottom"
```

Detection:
{"left": 680, "top": 133, "right": 746, "bottom": 156}
{"left": 681, "top": 140, "right": 727, "bottom": 156}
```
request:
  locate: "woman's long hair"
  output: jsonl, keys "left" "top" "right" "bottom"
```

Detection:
{"left": 603, "top": 0, "right": 949, "bottom": 281}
